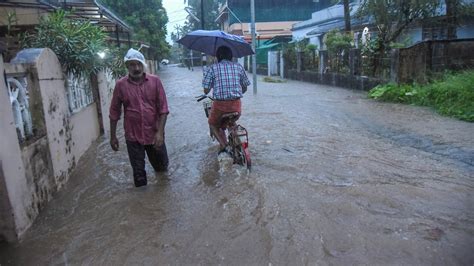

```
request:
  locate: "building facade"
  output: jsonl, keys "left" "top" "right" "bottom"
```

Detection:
{"left": 216, "top": 0, "right": 332, "bottom": 42}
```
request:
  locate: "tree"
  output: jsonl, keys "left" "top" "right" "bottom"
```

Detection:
{"left": 21, "top": 10, "right": 107, "bottom": 76}
{"left": 170, "top": 1, "right": 224, "bottom": 65}
{"left": 183, "top": 0, "right": 226, "bottom": 30}
{"left": 325, "top": 29, "right": 352, "bottom": 72}
{"left": 445, "top": 0, "right": 474, "bottom": 39}
{"left": 446, "top": 0, "right": 459, "bottom": 39}
{"left": 357, "top": 0, "right": 440, "bottom": 75}
{"left": 100, "top": 0, "right": 170, "bottom": 60}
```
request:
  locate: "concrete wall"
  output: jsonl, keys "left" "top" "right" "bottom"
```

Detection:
{"left": 4, "top": 62, "right": 55, "bottom": 226}
{"left": 285, "top": 70, "right": 384, "bottom": 91}
{"left": 0, "top": 48, "right": 107, "bottom": 242}
{"left": 96, "top": 70, "right": 115, "bottom": 136}
{"left": 19, "top": 137, "right": 55, "bottom": 217}
{"left": 70, "top": 104, "right": 101, "bottom": 165}
{"left": 0, "top": 54, "right": 31, "bottom": 242}
{"left": 16, "top": 48, "right": 74, "bottom": 187}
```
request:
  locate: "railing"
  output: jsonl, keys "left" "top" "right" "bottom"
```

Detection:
{"left": 7, "top": 76, "right": 33, "bottom": 141}
{"left": 67, "top": 73, "right": 94, "bottom": 113}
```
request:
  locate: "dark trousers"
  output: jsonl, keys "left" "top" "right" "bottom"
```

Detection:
{"left": 126, "top": 140, "right": 169, "bottom": 186}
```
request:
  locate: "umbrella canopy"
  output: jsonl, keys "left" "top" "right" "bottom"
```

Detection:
{"left": 177, "top": 30, "right": 254, "bottom": 58}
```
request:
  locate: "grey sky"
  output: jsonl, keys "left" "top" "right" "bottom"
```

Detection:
{"left": 163, "top": 0, "right": 187, "bottom": 43}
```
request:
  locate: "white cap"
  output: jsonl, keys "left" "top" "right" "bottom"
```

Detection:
{"left": 124, "top": 48, "right": 147, "bottom": 68}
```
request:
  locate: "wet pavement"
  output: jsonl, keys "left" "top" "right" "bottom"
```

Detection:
{"left": 1, "top": 65, "right": 473, "bottom": 265}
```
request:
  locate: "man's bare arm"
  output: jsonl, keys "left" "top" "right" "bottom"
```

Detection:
{"left": 110, "top": 119, "right": 119, "bottom": 151}
{"left": 154, "top": 113, "right": 168, "bottom": 149}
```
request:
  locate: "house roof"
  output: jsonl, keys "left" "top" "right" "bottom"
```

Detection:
{"left": 292, "top": 2, "right": 363, "bottom": 31}
{"left": 229, "top": 21, "right": 298, "bottom": 42}
{"left": 38, "top": 0, "right": 131, "bottom": 33}
{"left": 256, "top": 42, "right": 280, "bottom": 50}
{"left": 0, "top": 0, "right": 131, "bottom": 33}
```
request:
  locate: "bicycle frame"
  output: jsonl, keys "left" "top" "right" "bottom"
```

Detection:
{"left": 196, "top": 95, "right": 251, "bottom": 170}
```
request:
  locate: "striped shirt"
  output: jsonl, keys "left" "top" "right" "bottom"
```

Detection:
{"left": 202, "top": 60, "right": 251, "bottom": 100}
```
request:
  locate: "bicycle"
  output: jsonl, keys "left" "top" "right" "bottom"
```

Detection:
{"left": 196, "top": 95, "right": 251, "bottom": 171}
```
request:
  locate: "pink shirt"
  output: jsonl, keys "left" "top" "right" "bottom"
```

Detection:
{"left": 109, "top": 73, "right": 169, "bottom": 145}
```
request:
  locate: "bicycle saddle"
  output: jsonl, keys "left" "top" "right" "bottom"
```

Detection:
{"left": 221, "top": 112, "right": 240, "bottom": 120}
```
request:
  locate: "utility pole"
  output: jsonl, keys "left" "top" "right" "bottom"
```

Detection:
{"left": 201, "top": 0, "right": 205, "bottom": 30}
{"left": 250, "top": 0, "right": 257, "bottom": 95}
{"left": 343, "top": 0, "right": 351, "bottom": 32}
{"left": 201, "top": 0, "right": 206, "bottom": 66}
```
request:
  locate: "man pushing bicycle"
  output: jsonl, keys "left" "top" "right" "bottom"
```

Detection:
{"left": 202, "top": 46, "right": 251, "bottom": 155}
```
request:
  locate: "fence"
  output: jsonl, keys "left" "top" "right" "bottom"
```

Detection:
{"left": 393, "top": 38, "right": 474, "bottom": 84}
{"left": 276, "top": 39, "right": 474, "bottom": 90}
{"left": 0, "top": 48, "right": 121, "bottom": 242}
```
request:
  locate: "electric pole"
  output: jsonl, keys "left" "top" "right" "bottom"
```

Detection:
{"left": 201, "top": 0, "right": 205, "bottom": 30}
{"left": 250, "top": 0, "right": 257, "bottom": 94}
{"left": 201, "top": 0, "right": 206, "bottom": 66}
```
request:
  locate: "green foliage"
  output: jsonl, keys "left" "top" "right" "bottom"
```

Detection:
{"left": 460, "top": 2, "right": 474, "bottom": 16}
{"left": 170, "top": 0, "right": 225, "bottom": 64}
{"left": 357, "top": 0, "right": 441, "bottom": 41}
{"left": 99, "top": 0, "right": 170, "bottom": 60}
{"left": 325, "top": 29, "right": 352, "bottom": 55}
{"left": 103, "top": 46, "right": 129, "bottom": 79}
{"left": 357, "top": 0, "right": 440, "bottom": 76}
{"left": 183, "top": 0, "right": 226, "bottom": 31}
{"left": 305, "top": 44, "right": 318, "bottom": 52}
{"left": 20, "top": 10, "right": 107, "bottom": 76}
{"left": 263, "top": 76, "right": 286, "bottom": 83}
{"left": 282, "top": 40, "right": 319, "bottom": 71}
{"left": 389, "top": 37, "right": 411, "bottom": 49}
{"left": 368, "top": 71, "right": 474, "bottom": 122}
{"left": 360, "top": 36, "right": 380, "bottom": 76}
{"left": 282, "top": 42, "right": 297, "bottom": 69}
{"left": 325, "top": 29, "right": 352, "bottom": 73}
{"left": 6, "top": 11, "right": 18, "bottom": 35}
{"left": 295, "top": 38, "right": 309, "bottom": 51}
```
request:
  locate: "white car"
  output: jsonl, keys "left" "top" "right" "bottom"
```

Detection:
{"left": 161, "top": 59, "right": 169, "bottom": 65}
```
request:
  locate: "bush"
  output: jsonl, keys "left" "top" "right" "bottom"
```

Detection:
{"left": 21, "top": 10, "right": 107, "bottom": 77}
{"left": 368, "top": 71, "right": 474, "bottom": 121}
{"left": 325, "top": 29, "right": 353, "bottom": 73}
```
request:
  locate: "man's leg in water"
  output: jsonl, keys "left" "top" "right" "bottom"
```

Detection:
{"left": 210, "top": 124, "right": 227, "bottom": 150}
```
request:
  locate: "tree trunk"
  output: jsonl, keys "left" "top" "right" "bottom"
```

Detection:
{"left": 446, "top": 0, "right": 458, "bottom": 39}
{"left": 343, "top": 0, "right": 351, "bottom": 32}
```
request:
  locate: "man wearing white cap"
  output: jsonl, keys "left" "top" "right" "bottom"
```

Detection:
{"left": 109, "top": 48, "right": 169, "bottom": 187}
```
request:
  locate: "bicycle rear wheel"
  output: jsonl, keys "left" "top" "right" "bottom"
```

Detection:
{"left": 236, "top": 145, "right": 251, "bottom": 171}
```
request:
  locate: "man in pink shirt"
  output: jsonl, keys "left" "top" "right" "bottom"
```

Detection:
{"left": 109, "top": 48, "right": 169, "bottom": 187}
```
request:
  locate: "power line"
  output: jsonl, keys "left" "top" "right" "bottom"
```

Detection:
{"left": 168, "top": 18, "right": 187, "bottom": 24}
{"left": 167, "top": 9, "right": 186, "bottom": 15}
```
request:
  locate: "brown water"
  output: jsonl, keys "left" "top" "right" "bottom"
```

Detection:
{"left": 1, "top": 66, "right": 473, "bottom": 265}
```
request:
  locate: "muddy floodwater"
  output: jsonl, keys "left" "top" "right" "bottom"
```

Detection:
{"left": 1, "top": 66, "right": 473, "bottom": 265}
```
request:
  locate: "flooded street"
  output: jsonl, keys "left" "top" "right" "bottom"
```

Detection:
{"left": 1, "top": 66, "right": 473, "bottom": 265}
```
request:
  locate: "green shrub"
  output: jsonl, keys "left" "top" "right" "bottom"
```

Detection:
{"left": 368, "top": 71, "right": 474, "bottom": 122}
{"left": 21, "top": 10, "right": 107, "bottom": 76}
{"left": 263, "top": 76, "right": 286, "bottom": 83}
